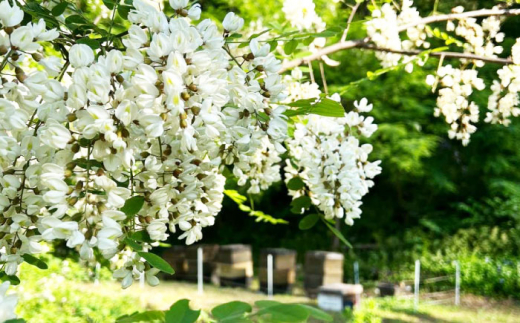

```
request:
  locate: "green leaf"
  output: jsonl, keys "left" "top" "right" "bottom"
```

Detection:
{"left": 117, "top": 5, "right": 133, "bottom": 20}
{"left": 227, "top": 33, "right": 243, "bottom": 39}
{"left": 254, "top": 300, "right": 281, "bottom": 309}
{"left": 5, "top": 319, "right": 26, "bottom": 323}
{"left": 103, "top": 0, "right": 116, "bottom": 9}
{"left": 22, "top": 2, "right": 60, "bottom": 28}
{"left": 249, "top": 210, "right": 288, "bottom": 224}
{"left": 76, "top": 38, "right": 100, "bottom": 49}
{"left": 256, "top": 304, "right": 310, "bottom": 322}
{"left": 324, "top": 220, "right": 353, "bottom": 248}
{"left": 290, "top": 196, "right": 312, "bottom": 214}
{"left": 129, "top": 231, "right": 153, "bottom": 243}
{"left": 78, "top": 138, "right": 92, "bottom": 147}
{"left": 22, "top": 254, "right": 48, "bottom": 270}
{"left": 224, "top": 190, "right": 247, "bottom": 204}
{"left": 299, "top": 214, "right": 320, "bottom": 230}
{"left": 137, "top": 252, "right": 175, "bottom": 274}
{"left": 298, "top": 304, "right": 333, "bottom": 322}
{"left": 121, "top": 196, "right": 145, "bottom": 217}
{"left": 116, "top": 310, "right": 165, "bottom": 323}
{"left": 285, "top": 98, "right": 345, "bottom": 118}
{"left": 211, "top": 301, "right": 252, "bottom": 320}
{"left": 123, "top": 237, "right": 143, "bottom": 251}
{"left": 287, "top": 177, "right": 305, "bottom": 191}
{"left": 65, "top": 14, "right": 88, "bottom": 25}
{"left": 0, "top": 272, "right": 20, "bottom": 285}
{"left": 74, "top": 158, "right": 104, "bottom": 170}
{"left": 165, "top": 299, "right": 201, "bottom": 323}
{"left": 249, "top": 29, "right": 271, "bottom": 40}
{"left": 51, "top": 2, "right": 68, "bottom": 16}
{"left": 267, "top": 40, "right": 278, "bottom": 52}
{"left": 284, "top": 40, "right": 298, "bottom": 55}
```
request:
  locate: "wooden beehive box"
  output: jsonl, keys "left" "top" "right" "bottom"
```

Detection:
{"left": 258, "top": 248, "right": 297, "bottom": 294}
{"left": 184, "top": 244, "right": 219, "bottom": 283}
{"left": 215, "top": 244, "right": 253, "bottom": 288}
{"left": 317, "top": 283, "right": 363, "bottom": 311}
{"left": 304, "top": 251, "right": 344, "bottom": 297}
{"left": 161, "top": 245, "right": 188, "bottom": 280}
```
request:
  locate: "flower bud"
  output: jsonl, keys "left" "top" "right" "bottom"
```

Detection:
{"left": 15, "top": 66, "right": 26, "bottom": 82}
{"left": 76, "top": 181, "right": 83, "bottom": 191}
{"left": 64, "top": 169, "right": 73, "bottom": 178}
{"left": 116, "top": 74, "right": 125, "bottom": 83}
{"left": 66, "top": 162, "right": 76, "bottom": 170}
{"left": 71, "top": 143, "right": 80, "bottom": 153}
{"left": 68, "top": 196, "right": 78, "bottom": 206}
{"left": 222, "top": 12, "right": 244, "bottom": 33}
{"left": 191, "top": 106, "right": 200, "bottom": 116}
{"left": 31, "top": 52, "right": 42, "bottom": 62}
{"left": 181, "top": 92, "right": 191, "bottom": 101}
{"left": 188, "top": 84, "right": 198, "bottom": 92}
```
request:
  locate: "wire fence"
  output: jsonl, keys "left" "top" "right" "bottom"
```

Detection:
{"left": 162, "top": 245, "right": 464, "bottom": 311}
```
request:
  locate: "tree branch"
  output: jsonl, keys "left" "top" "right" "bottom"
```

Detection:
{"left": 340, "top": 1, "right": 362, "bottom": 43}
{"left": 359, "top": 44, "right": 514, "bottom": 65}
{"left": 280, "top": 8, "right": 520, "bottom": 73}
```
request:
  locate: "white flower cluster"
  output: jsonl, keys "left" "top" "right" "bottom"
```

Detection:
{"left": 485, "top": 40, "right": 520, "bottom": 125}
{"left": 0, "top": 282, "right": 17, "bottom": 322}
{"left": 368, "top": 2, "right": 520, "bottom": 144}
{"left": 447, "top": 6, "right": 504, "bottom": 67}
{"left": 367, "top": 0, "right": 429, "bottom": 70}
{"left": 283, "top": 72, "right": 381, "bottom": 225}
{"left": 433, "top": 65, "right": 485, "bottom": 145}
{"left": 0, "top": 0, "right": 287, "bottom": 289}
{"left": 281, "top": 0, "right": 340, "bottom": 67}
{"left": 282, "top": 0, "right": 325, "bottom": 31}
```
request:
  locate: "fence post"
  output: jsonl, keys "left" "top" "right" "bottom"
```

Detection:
{"left": 94, "top": 262, "right": 100, "bottom": 285}
{"left": 198, "top": 247, "right": 203, "bottom": 295}
{"left": 455, "top": 260, "right": 460, "bottom": 306}
{"left": 414, "top": 260, "right": 420, "bottom": 311}
{"left": 267, "top": 254, "right": 273, "bottom": 298}
{"left": 354, "top": 261, "right": 359, "bottom": 284}
{"left": 354, "top": 261, "right": 360, "bottom": 305}
{"left": 139, "top": 270, "right": 145, "bottom": 289}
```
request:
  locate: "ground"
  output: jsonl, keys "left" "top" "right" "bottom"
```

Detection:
{"left": 111, "top": 280, "right": 520, "bottom": 322}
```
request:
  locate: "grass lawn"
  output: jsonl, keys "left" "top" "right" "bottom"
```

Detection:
{"left": 15, "top": 266, "right": 520, "bottom": 323}
{"left": 360, "top": 296, "right": 520, "bottom": 323}
{"left": 102, "top": 279, "right": 520, "bottom": 322}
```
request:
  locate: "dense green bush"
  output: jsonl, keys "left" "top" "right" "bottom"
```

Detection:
{"left": 343, "top": 226, "right": 520, "bottom": 298}
{"left": 15, "top": 255, "right": 144, "bottom": 322}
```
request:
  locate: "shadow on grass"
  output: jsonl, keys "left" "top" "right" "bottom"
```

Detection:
{"left": 381, "top": 307, "right": 456, "bottom": 323}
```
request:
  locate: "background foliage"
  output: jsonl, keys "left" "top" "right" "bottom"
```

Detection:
{"left": 187, "top": 0, "right": 520, "bottom": 299}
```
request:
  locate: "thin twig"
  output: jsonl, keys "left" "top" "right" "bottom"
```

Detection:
{"left": 280, "top": 7, "right": 520, "bottom": 72}
{"left": 359, "top": 44, "right": 514, "bottom": 65}
{"left": 341, "top": 1, "right": 362, "bottom": 43}
{"left": 0, "top": 50, "right": 13, "bottom": 72}
{"left": 308, "top": 61, "right": 315, "bottom": 83}
{"left": 319, "top": 61, "right": 328, "bottom": 95}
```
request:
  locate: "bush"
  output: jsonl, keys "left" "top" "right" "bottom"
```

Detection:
{"left": 343, "top": 226, "right": 520, "bottom": 298}
{"left": 14, "top": 255, "right": 144, "bottom": 322}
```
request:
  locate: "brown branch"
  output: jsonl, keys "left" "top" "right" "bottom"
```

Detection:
{"left": 360, "top": 44, "right": 514, "bottom": 65}
{"left": 341, "top": 1, "right": 362, "bottom": 43}
{"left": 280, "top": 7, "right": 520, "bottom": 73}
{"left": 397, "top": 8, "right": 520, "bottom": 32}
